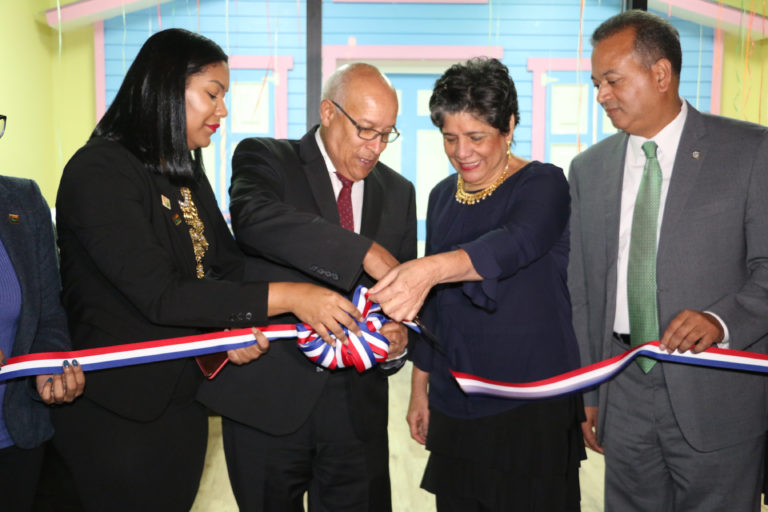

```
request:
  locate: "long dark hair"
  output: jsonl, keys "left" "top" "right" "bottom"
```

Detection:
{"left": 93, "top": 28, "right": 228, "bottom": 181}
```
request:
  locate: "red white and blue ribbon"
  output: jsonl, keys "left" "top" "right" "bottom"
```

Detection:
{"left": 452, "top": 341, "right": 768, "bottom": 399}
{"left": 297, "top": 286, "right": 390, "bottom": 371}
{"left": 0, "top": 286, "right": 416, "bottom": 383}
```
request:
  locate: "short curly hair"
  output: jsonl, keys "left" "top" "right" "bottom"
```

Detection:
{"left": 429, "top": 57, "right": 520, "bottom": 135}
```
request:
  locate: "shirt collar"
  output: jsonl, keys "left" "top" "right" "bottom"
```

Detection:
{"left": 314, "top": 128, "right": 339, "bottom": 179}
{"left": 628, "top": 99, "right": 687, "bottom": 164}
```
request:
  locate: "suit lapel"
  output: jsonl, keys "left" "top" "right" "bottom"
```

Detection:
{"left": 601, "top": 133, "right": 629, "bottom": 272}
{"left": 0, "top": 179, "right": 33, "bottom": 355}
{"left": 298, "top": 128, "right": 341, "bottom": 224}
{"left": 360, "top": 168, "right": 383, "bottom": 238}
{"left": 658, "top": 103, "right": 706, "bottom": 255}
{"left": 592, "top": 133, "right": 628, "bottom": 344}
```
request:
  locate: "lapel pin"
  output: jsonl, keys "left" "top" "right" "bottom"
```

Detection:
{"left": 172, "top": 213, "right": 182, "bottom": 226}
{"left": 692, "top": 150, "right": 701, "bottom": 159}
{"left": 161, "top": 195, "right": 171, "bottom": 210}
{"left": 8, "top": 214, "right": 19, "bottom": 224}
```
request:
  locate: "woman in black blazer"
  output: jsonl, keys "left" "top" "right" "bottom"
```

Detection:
{"left": 0, "top": 114, "right": 85, "bottom": 510}
{"left": 51, "top": 30, "right": 362, "bottom": 512}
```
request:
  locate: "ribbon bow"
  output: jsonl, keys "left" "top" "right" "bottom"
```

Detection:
{"left": 297, "top": 286, "right": 394, "bottom": 372}
{"left": 0, "top": 286, "right": 416, "bottom": 383}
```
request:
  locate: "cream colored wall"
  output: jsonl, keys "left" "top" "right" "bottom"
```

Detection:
{"left": 721, "top": 33, "right": 768, "bottom": 125}
{"left": 0, "top": 1, "right": 94, "bottom": 204}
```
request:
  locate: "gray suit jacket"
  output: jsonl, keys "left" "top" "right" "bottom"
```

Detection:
{"left": 568, "top": 103, "right": 768, "bottom": 451}
{"left": 0, "top": 176, "right": 71, "bottom": 449}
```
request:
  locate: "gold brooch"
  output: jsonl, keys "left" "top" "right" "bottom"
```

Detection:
{"left": 178, "top": 187, "right": 209, "bottom": 279}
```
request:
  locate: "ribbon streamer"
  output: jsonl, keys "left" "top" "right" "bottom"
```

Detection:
{"left": 0, "top": 287, "right": 417, "bottom": 383}
{"left": 452, "top": 341, "right": 768, "bottom": 400}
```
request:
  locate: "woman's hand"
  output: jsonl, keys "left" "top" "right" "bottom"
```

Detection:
{"left": 369, "top": 259, "right": 440, "bottom": 322}
{"left": 227, "top": 328, "right": 270, "bottom": 365}
{"left": 269, "top": 282, "right": 363, "bottom": 347}
{"left": 407, "top": 366, "right": 430, "bottom": 445}
{"left": 35, "top": 360, "right": 85, "bottom": 405}
{"left": 370, "top": 250, "right": 481, "bottom": 322}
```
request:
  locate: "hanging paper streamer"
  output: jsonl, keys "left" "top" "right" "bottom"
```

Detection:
{"left": 576, "top": 0, "right": 586, "bottom": 154}
{"left": 157, "top": 3, "right": 163, "bottom": 30}
{"left": 122, "top": 3, "right": 127, "bottom": 74}
{"left": 741, "top": 2, "right": 757, "bottom": 117}
{"left": 0, "top": 287, "right": 419, "bottom": 383}
{"left": 696, "top": 25, "right": 703, "bottom": 110}
{"left": 56, "top": 0, "right": 62, "bottom": 60}
{"left": 225, "top": 0, "right": 230, "bottom": 52}
{"left": 452, "top": 341, "right": 768, "bottom": 400}
{"left": 296, "top": 0, "right": 303, "bottom": 44}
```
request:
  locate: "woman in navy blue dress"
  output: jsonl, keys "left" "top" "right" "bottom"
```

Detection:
{"left": 370, "top": 58, "right": 584, "bottom": 511}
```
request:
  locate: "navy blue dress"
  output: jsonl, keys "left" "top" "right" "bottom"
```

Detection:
{"left": 414, "top": 162, "right": 584, "bottom": 510}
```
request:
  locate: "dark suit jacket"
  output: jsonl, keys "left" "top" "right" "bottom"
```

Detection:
{"left": 568, "top": 103, "right": 768, "bottom": 451}
{"left": 0, "top": 176, "right": 71, "bottom": 449}
{"left": 197, "top": 127, "right": 417, "bottom": 439}
{"left": 55, "top": 137, "right": 270, "bottom": 422}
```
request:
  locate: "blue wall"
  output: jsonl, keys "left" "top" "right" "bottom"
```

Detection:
{"left": 103, "top": 0, "right": 714, "bottom": 213}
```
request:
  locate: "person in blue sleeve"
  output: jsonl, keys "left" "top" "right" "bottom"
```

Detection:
{"left": 0, "top": 112, "right": 85, "bottom": 511}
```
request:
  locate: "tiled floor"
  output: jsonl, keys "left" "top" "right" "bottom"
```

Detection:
{"left": 191, "top": 362, "right": 763, "bottom": 512}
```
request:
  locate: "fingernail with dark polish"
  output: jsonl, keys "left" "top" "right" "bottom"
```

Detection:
{"left": 47, "top": 377, "right": 53, "bottom": 383}
{"left": 63, "top": 360, "right": 70, "bottom": 368}
{"left": 72, "top": 359, "right": 79, "bottom": 367}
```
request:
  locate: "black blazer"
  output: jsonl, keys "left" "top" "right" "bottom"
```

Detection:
{"left": 0, "top": 176, "right": 71, "bottom": 449}
{"left": 55, "top": 137, "right": 270, "bottom": 421}
{"left": 198, "top": 127, "right": 417, "bottom": 438}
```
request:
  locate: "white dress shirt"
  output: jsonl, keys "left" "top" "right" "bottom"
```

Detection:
{"left": 612, "top": 101, "right": 729, "bottom": 345}
{"left": 314, "top": 129, "right": 408, "bottom": 363}
{"left": 315, "top": 129, "right": 364, "bottom": 234}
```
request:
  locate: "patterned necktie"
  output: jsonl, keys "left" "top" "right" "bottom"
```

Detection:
{"left": 336, "top": 172, "right": 354, "bottom": 231}
{"left": 627, "top": 141, "right": 662, "bottom": 373}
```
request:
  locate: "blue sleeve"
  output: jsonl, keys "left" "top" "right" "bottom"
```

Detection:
{"left": 459, "top": 165, "right": 570, "bottom": 310}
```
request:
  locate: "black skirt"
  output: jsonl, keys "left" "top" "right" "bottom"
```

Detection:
{"left": 421, "top": 394, "right": 585, "bottom": 511}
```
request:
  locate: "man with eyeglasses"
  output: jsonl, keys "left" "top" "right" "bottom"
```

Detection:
{"left": 198, "top": 63, "right": 416, "bottom": 512}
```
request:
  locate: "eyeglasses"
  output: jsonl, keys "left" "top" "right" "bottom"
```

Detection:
{"left": 0, "top": 115, "right": 6, "bottom": 139}
{"left": 331, "top": 101, "right": 400, "bottom": 143}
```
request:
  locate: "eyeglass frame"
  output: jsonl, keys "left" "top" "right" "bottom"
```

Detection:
{"left": 330, "top": 100, "right": 400, "bottom": 143}
{"left": 0, "top": 115, "right": 6, "bottom": 139}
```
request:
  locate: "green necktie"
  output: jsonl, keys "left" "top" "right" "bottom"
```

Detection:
{"left": 627, "top": 140, "right": 662, "bottom": 373}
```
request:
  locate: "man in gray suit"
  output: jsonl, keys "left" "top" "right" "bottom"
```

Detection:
{"left": 569, "top": 10, "right": 768, "bottom": 511}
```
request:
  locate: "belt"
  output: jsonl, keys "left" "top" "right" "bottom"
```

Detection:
{"left": 613, "top": 332, "right": 631, "bottom": 346}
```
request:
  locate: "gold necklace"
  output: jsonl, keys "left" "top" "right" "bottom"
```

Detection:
{"left": 178, "top": 186, "right": 209, "bottom": 279}
{"left": 455, "top": 160, "right": 512, "bottom": 205}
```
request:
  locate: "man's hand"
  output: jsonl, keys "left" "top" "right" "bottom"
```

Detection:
{"left": 659, "top": 310, "right": 724, "bottom": 354}
{"left": 379, "top": 322, "right": 408, "bottom": 360}
{"left": 582, "top": 405, "right": 603, "bottom": 454}
{"left": 36, "top": 360, "right": 85, "bottom": 405}
{"left": 362, "top": 242, "right": 399, "bottom": 281}
{"left": 227, "top": 328, "right": 270, "bottom": 365}
{"left": 369, "top": 259, "right": 440, "bottom": 322}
